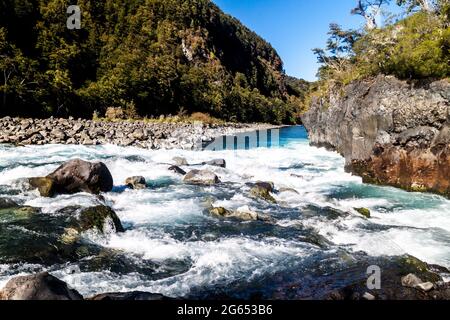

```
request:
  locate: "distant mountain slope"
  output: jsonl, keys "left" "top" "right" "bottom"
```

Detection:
{"left": 0, "top": 0, "right": 306, "bottom": 124}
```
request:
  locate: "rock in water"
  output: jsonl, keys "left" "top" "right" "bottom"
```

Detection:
{"left": 401, "top": 273, "right": 423, "bottom": 288}
{"left": 208, "top": 207, "right": 259, "bottom": 221}
{"left": 0, "top": 198, "right": 19, "bottom": 209}
{"left": 89, "top": 292, "right": 169, "bottom": 300}
{"left": 77, "top": 206, "right": 124, "bottom": 233}
{"left": 46, "top": 159, "right": 113, "bottom": 195}
{"left": 168, "top": 165, "right": 187, "bottom": 175}
{"left": 28, "top": 177, "right": 55, "bottom": 197}
{"left": 184, "top": 170, "right": 220, "bottom": 185}
{"left": 355, "top": 207, "right": 371, "bottom": 218}
{"left": 0, "top": 272, "right": 83, "bottom": 300}
{"left": 250, "top": 184, "right": 276, "bottom": 203}
{"left": 173, "top": 157, "right": 189, "bottom": 166}
{"left": 203, "top": 159, "right": 226, "bottom": 168}
{"left": 125, "top": 176, "right": 146, "bottom": 190}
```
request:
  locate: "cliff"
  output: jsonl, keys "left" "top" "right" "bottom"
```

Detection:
{"left": 302, "top": 75, "right": 450, "bottom": 196}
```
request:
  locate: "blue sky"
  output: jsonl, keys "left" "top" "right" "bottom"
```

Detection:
{"left": 213, "top": 0, "right": 401, "bottom": 81}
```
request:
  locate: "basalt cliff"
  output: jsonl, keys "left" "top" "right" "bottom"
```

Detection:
{"left": 302, "top": 75, "right": 450, "bottom": 197}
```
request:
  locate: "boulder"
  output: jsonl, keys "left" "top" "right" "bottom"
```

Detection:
{"left": 203, "top": 159, "right": 226, "bottom": 168}
{"left": 44, "top": 159, "right": 113, "bottom": 196}
{"left": 208, "top": 207, "right": 260, "bottom": 222}
{"left": 0, "top": 272, "right": 83, "bottom": 300}
{"left": 184, "top": 170, "right": 220, "bottom": 185}
{"left": 168, "top": 165, "right": 186, "bottom": 175}
{"left": 89, "top": 291, "right": 169, "bottom": 301}
{"left": 125, "top": 176, "right": 146, "bottom": 190}
{"left": 254, "top": 181, "right": 275, "bottom": 193}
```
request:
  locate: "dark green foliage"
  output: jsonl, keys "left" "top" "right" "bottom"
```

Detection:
{"left": 0, "top": 0, "right": 305, "bottom": 124}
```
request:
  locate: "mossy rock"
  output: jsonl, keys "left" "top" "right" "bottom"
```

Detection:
{"left": 354, "top": 207, "right": 371, "bottom": 218}
{"left": 77, "top": 206, "right": 124, "bottom": 233}
{"left": 396, "top": 255, "right": 442, "bottom": 283}
{"left": 250, "top": 186, "right": 276, "bottom": 203}
{"left": 28, "top": 177, "right": 55, "bottom": 197}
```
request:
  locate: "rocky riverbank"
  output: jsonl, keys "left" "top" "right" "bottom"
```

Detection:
{"left": 302, "top": 75, "right": 450, "bottom": 197}
{"left": 0, "top": 117, "right": 275, "bottom": 150}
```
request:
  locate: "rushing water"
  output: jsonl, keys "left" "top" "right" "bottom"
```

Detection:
{"left": 0, "top": 126, "right": 449, "bottom": 299}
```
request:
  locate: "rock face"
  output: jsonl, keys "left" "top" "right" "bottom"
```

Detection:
{"left": 30, "top": 159, "right": 114, "bottom": 196}
{"left": 0, "top": 272, "right": 83, "bottom": 300}
{"left": 302, "top": 75, "right": 450, "bottom": 197}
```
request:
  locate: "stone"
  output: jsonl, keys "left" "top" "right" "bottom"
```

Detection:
{"left": 0, "top": 272, "right": 83, "bottom": 300}
{"left": 203, "top": 159, "right": 226, "bottom": 168}
{"left": 173, "top": 157, "right": 189, "bottom": 166}
{"left": 77, "top": 205, "right": 124, "bottom": 233}
{"left": 355, "top": 207, "right": 371, "bottom": 218}
{"left": 0, "top": 198, "right": 19, "bottom": 209}
{"left": 401, "top": 273, "right": 423, "bottom": 288}
{"left": 184, "top": 170, "right": 220, "bottom": 185}
{"left": 250, "top": 185, "right": 276, "bottom": 203}
{"left": 208, "top": 207, "right": 258, "bottom": 221}
{"left": 362, "top": 292, "right": 376, "bottom": 300}
{"left": 168, "top": 165, "right": 187, "bottom": 175}
{"left": 125, "top": 176, "right": 146, "bottom": 190}
{"left": 28, "top": 177, "right": 55, "bottom": 197}
{"left": 415, "top": 282, "right": 434, "bottom": 292}
{"left": 46, "top": 159, "right": 113, "bottom": 195}
{"left": 255, "top": 181, "right": 275, "bottom": 193}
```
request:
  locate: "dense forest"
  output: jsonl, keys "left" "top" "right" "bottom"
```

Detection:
{"left": 312, "top": 0, "right": 449, "bottom": 89}
{"left": 0, "top": 0, "right": 307, "bottom": 124}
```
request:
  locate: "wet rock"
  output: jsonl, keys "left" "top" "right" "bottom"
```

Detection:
{"left": 173, "top": 157, "right": 189, "bottom": 166}
{"left": 0, "top": 198, "right": 18, "bottom": 209}
{"left": 168, "top": 165, "right": 186, "bottom": 175}
{"left": 203, "top": 159, "right": 226, "bottom": 168}
{"left": 354, "top": 207, "right": 371, "bottom": 218}
{"left": 254, "top": 181, "right": 275, "bottom": 193}
{"left": 184, "top": 169, "right": 220, "bottom": 185}
{"left": 46, "top": 159, "right": 113, "bottom": 195}
{"left": 89, "top": 291, "right": 170, "bottom": 301}
{"left": 76, "top": 205, "right": 124, "bottom": 233}
{"left": 209, "top": 207, "right": 258, "bottom": 221}
{"left": 0, "top": 272, "right": 83, "bottom": 300}
{"left": 125, "top": 176, "right": 146, "bottom": 190}
{"left": 416, "top": 282, "right": 434, "bottom": 292}
{"left": 28, "top": 177, "right": 55, "bottom": 197}
{"left": 362, "top": 292, "right": 376, "bottom": 300}
{"left": 250, "top": 185, "right": 276, "bottom": 203}
{"left": 401, "top": 273, "right": 423, "bottom": 288}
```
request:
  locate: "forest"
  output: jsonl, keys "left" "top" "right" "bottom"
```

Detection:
{"left": 0, "top": 0, "right": 307, "bottom": 124}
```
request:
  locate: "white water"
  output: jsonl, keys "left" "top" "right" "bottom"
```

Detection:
{"left": 0, "top": 127, "right": 449, "bottom": 297}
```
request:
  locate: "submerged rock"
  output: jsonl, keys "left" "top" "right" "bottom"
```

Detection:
{"left": 184, "top": 169, "right": 220, "bottom": 185}
{"left": 202, "top": 159, "right": 226, "bottom": 168}
{"left": 250, "top": 185, "right": 276, "bottom": 203}
{"left": 173, "top": 157, "right": 189, "bottom": 166}
{"left": 0, "top": 198, "right": 18, "bottom": 209}
{"left": 0, "top": 272, "right": 83, "bottom": 300}
{"left": 168, "top": 165, "right": 186, "bottom": 175}
{"left": 354, "top": 207, "right": 371, "bottom": 218}
{"left": 125, "top": 176, "right": 146, "bottom": 190}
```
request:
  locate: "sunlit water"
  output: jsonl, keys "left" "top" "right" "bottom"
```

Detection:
{"left": 0, "top": 126, "right": 449, "bottom": 298}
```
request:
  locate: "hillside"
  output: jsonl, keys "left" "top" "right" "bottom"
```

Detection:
{"left": 0, "top": 0, "right": 306, "bottom": 124}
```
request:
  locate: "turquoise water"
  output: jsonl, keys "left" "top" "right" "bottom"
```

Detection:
{"left": 0, "top": 126, "right": 449, "bottom": 298}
